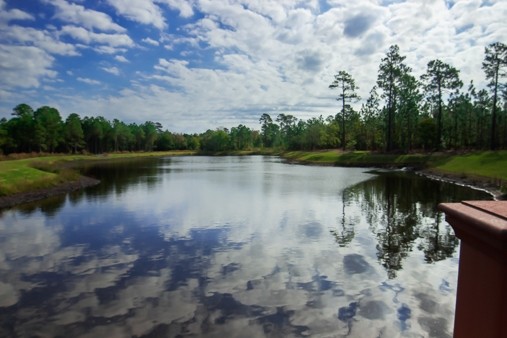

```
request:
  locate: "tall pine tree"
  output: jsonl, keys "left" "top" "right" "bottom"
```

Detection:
{"left": 482, "top": 42, "right": 507, "bottom": 150}
{"left": 329, "top": 71, "right": 360, "bottom": 149}
{"left": 421, "top": 60, "right": 462, "bottom": 150}
{"left": 377, "top": 45, "right": 410, "bottom": 151}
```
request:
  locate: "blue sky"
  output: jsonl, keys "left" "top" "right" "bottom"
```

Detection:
{"left": 0, "top": 0, "right": 505, "bottom": 132}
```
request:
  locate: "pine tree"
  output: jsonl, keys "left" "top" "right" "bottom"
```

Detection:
{"left": 329, "top": 71, "right": 360, "bottom": 149}
{"left": 482, "top": 42, "right": 507, "bottom": 150}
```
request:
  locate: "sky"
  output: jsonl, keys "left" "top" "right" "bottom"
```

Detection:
{"left": 0, "top": 0, "right": 505, "bottom": 133}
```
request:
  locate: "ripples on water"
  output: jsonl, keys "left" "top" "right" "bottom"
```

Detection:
{"left": 0, "top": 156, "right": 491, "bottom": 337}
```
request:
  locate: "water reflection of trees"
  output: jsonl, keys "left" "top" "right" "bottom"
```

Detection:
{"left": 343, "top": 171, "right": 490, "bottom": 278}
{"left": 4, "top": 158, "right": 167, "bottom": 216}
{"left": 330, "top": 191, "right": 356, "bottom": 247}
{"left": 418, "top": 211, "right": 459, "bottom": 263}
{"left": 81, "top": 157, "right": 165, "bottom": 199}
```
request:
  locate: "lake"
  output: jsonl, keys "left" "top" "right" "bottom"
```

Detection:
{"left": 0, "top": 156, "right": 491, "bottom": 337}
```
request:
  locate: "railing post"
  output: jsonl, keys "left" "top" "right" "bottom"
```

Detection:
{"left": 438, "top": 201, "right": 507, "bottom": 338}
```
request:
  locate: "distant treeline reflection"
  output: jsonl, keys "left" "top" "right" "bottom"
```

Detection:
{"left": 332, "top": 171, "right": 490, "bottom": 278}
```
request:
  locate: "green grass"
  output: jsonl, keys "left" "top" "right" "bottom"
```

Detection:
{"left": 283, "top": 149, "right": 506, "bottom": 179}
{"left": 0, "top": 150, "right": 195, "bottom": 196}
{"left": 432, "top": 151, "right": 507, "bottom": 181}
{"left": 283, "top": 150, "right": 439, "bottom": 167}
{"left": 283, "top": 149, "right": 507, "bottom": 193}
{"left": 196, "top": 148, "right": 281, "bottom": 156}
{"left": 1, "top": 149, "right": 506, "bottom": 197}
{"left": 0, "top": 158, "right": 60, "bottom": 196}
{"left": 284, "top": 150, "right": 343, "bottom": 164}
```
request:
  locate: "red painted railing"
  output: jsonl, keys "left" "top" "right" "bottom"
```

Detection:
{"left": 438, "top": 201, "right": 507, "bottom": 338}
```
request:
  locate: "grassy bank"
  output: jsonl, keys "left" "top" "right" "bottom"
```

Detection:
{"left": 0, "top": 151, "right": 195, "bottom": 196}
{"left": 1, "top": 149, "right": 505, "bottom": 199}
{"left": 196, "top": 148, "right": 281, "bottom": 156}
{"left": 430, "top": 151, "right": 507, "bottom": 180}
{"left": 427, "top": 151, "right": 507, "bottom": 194}
{"left": 282, "top": 150, "right": 442, "bottom": 168}
{"left": 282, "top": 149, "right": 507, "bottom": 194}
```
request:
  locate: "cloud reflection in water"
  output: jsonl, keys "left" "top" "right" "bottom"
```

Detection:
{"left": 0, "top": 156, "right": 491, "bottom": 337}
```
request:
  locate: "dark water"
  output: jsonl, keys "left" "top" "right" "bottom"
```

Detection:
{"left": 0, "top": 156, "right": 491, "bottom": 337}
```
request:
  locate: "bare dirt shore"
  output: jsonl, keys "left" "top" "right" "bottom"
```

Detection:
{"left": 0, "top": 176, "right": 100, "bottom": 209}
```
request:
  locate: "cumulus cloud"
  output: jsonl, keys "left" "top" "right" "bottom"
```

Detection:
{"left": 162, "top": 33, "right": 199, "bottom": 50}
{"left": 102, "top": 66, "right": 120, "bottom": 75}
{"left": 60, "top": 25, "right": 134, "bottom": 48}
{"left": 1, "top": 25, "right": 79, "bottom": 56}
{"left": 0, "top": 0, "right": 505, "bottom": 132}
{"left": 95, "top": 45, "right": 128, "bottom": 54}
{"left": 77, "top": 77, "right": 100, "bottom": 85}
{"left": 0, "top": 0, "right": 34, "bottom": 23}
{"left": 355, "top": 32, "right": 386, "bottom": 57}
{"left": 0, "top": 45, "right": 56, "bottom": 89}
{"left": 157, "top": 0, "right": 195, "bottom": 18}
{"left": 106, "top": 0, "right": 166, "bottom": 30}
{"left": 115, "top": 55, "right": 129, "bottom": 63}
{"left": 142, "top": 37, "right": 160, "bottom": 46}
{"left": 45, "top": 0, "right": 126, "bottom": 33}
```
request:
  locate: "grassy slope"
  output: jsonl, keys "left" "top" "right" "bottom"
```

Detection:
{"left": 283, "top": 150, "right": 440, "bottom": 167}
{"left": 0, "top": 158, "right": 59, "bottom": 195}
{"left": 0, "top": 151, "right": 194, "bottom": 196}
{"left": 430, "top": 151, "right": 507, "bottom": 181}
{"left": 283, "top": 149, "right": 507, "bottom": 192}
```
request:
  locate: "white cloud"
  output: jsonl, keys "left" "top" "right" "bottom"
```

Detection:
{"left": 1, "top": 0, "right": 505, "bottom": 132}
{"left": 157, "top": 0, "right": 195, "bottom": 18}
{"left": 102, "top": 66, "right": 120, "bottom": 75}
{"left": 45, "top": 0, "right": 126, "bottom": 33}
{"left": 106, "top": 0, "right": 166, "bottom": 30}
{"left": 0, "top": 0, "right": 34, "bottom": 23}
{"left": 0, "top": 24, "right": 79, "bottom": 56}
{"left": 142, "top": 37, "right": 160, "bottom": 46}
{"left": 60, "top": 25, "right": 134, "bottom": 48}
{"left": 161, "top": 33, "right": 199, "bottom": 50}
{"left": 114, "top": 55, "right": 129, "bottom": 63}
{"left": 77, "top": 77, "right": 101, "bottom": 85}
{"left": 94, "top": 45, "right": 128, "bottom": 55}
{"left": 0, "top": 45, "right": 56, "bottom": 89}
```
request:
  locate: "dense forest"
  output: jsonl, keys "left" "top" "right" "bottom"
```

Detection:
{"left": 1, "top": 42, "right": 505, "bottom": 155}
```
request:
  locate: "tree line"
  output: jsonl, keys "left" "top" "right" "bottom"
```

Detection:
{"left": 325, "top": 42, "right": 507, "bottom": 152}
{"left": 0, "top": 42, "right": 505, "bottom": 155}
{"left": 0, "top": 103, "right": 264, "bottom": 154}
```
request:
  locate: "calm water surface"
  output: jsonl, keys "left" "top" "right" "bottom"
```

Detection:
{"left": 0, "top": 156, "right": 491, "bottom": 337}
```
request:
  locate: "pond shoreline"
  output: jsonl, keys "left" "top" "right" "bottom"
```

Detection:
{"left": 1, "top": 152, "right": 503, "bottom": 209}
{"left": 417, "top": 169, "right": 505, "bottom": 201}
{"left": 0, "top": 176, "right": 100, "bottom": 209}
{"left": 1, "top": 153, "right": 473, "bottom": 338}
{"left": 281, "top": 150, "right": 506, "bottom": 201}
